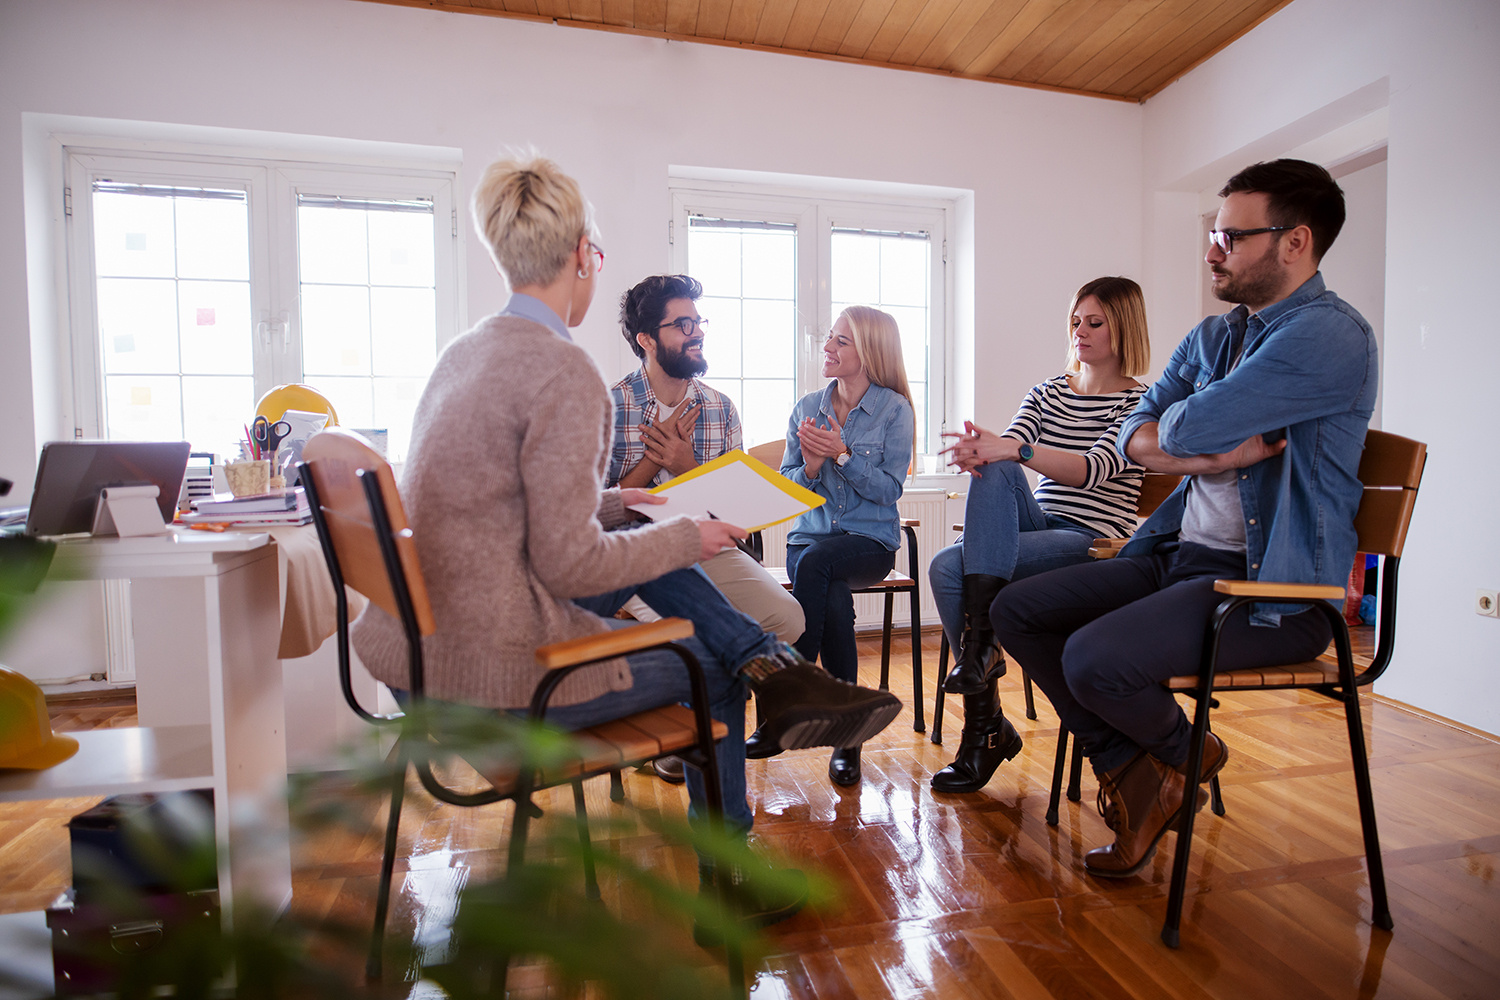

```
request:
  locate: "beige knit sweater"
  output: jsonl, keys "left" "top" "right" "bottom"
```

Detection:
{"left": 351, "top": 314, "right": 702, "bottom": 708}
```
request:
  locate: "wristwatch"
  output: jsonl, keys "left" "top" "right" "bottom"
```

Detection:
{"left": 835, "top": 447, "right": 853, "bottom": 467}
{"left": 1018, "top": 444, "right": 1034, "bottom": 463}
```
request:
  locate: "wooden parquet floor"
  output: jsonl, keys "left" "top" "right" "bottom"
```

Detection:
{"left": 5, "top": 630, "right": 1500, "bottom": 999}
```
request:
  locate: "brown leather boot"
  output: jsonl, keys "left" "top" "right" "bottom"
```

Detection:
{"left": 1173, "top": 732, "right": 1229, "bottom": 783}
{"left": 1083, "top": 753, "right": 1189, "bottom": 878}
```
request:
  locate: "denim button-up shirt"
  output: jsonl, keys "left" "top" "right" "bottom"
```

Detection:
{"left": 783, "top": 382, "right": 914, "bottom": 551}
{"left": 1117, "top": 273, "right": 1378, "bottom": 625}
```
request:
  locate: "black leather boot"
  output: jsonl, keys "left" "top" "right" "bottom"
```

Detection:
{"left": 942, "top": 574, "right": 1007, "bottom": 695}
{"left": 740, "top": 646, "right": 901, "bottom": 752}
{"left": 828, "top": 746, "right": 862, "bottom": 786}
{"left": 930, "top": 693, "right": 1023, "bottom": 793}
{"left": 744, "top": 725, "right": 783, "bottom": 760}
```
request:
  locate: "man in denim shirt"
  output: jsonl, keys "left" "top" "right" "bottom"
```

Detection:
{"left": 995, "top": 160, "right": 1377, "bottom": 879}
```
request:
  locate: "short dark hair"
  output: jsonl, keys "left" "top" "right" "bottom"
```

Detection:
{"left": 619, "top": 274, "right": 703, "bottom": 359}
{"left": 1219, "top": 159, "right": 1346, "bottom": 262}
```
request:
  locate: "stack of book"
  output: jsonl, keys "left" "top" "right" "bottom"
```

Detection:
{"left": 180, "top": 487, "right": 312, "bottom": 526}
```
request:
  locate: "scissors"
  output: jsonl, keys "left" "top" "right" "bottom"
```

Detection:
{"left": 250, "top": 415, "right": 291, "bottom": 461}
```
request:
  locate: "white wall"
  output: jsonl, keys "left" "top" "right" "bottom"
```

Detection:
{"left": 0, "top": 0, "right": 1142, "bottom": 493}
{"left": 1142, "top": 0, "right": 1500, "bottom": 732}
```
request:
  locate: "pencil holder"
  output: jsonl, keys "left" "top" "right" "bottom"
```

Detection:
{"left": 224, "top": 459, "right": 271, "bottom": 497}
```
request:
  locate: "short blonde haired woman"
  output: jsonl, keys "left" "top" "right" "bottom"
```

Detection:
{"left": 769, "top": 306, "right": 916, "bottom": 787}
{"left": 353, "top": 155, "right": 899, "bottom": 927}
{"left": 928, "top": 275, "right": 1151, "bottom": 793}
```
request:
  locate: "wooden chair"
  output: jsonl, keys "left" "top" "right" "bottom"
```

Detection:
{"left": 298, "top": 429, "right": 736, "bottom": 988}
{"left": 1157, "top": 429, "right": 1424, "bottom": 946}
{"left": 746, "top": 441, "right": 926, "bottom": 732}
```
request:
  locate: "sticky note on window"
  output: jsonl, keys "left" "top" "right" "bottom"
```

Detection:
{"left": 130, "top": 386, "right": 152, "bottom": 406}
{"left": 197, "top": 308, "right": 216, "bottom": 326}
{"left": 113, "top": 334, "right": 136, "bottom": 354}
{"left": 126, "top": 233, "right": 147, "bottom": 251}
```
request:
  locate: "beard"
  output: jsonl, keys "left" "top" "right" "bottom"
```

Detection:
{"left": 1211, "top": 240, "right": 1284, "bottom": 306}
{"left": 658, "top": 341, "right": 708, "bottom": 380}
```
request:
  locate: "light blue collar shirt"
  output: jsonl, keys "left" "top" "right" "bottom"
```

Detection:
{"left": 500, "top": 292, "right": 571, "bottom": 342}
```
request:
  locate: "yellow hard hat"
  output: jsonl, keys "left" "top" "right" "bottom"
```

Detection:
{"left": 255, "top": 384, "right": 339, "bottom": 426}
{"left": 0, "top": 666, "right": 79, "bottom": 770}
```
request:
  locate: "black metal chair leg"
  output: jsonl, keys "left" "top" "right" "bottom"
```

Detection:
{"left": 1209, "top": 774, "right": 1226, "bottom": 816}
{"left": 1022, "top": 669, "right": 1038, "bottom": 721}
{"left": 1067, "top": 740, "right": 1085, "bottom": 803}
{"left": 879, "top": 592, "right": 895, "bottom": 690}
{"left": 1341, "top": 655, "right": 1393, "bottom": 930}
{"left": 1162, "top": 662, "right": 1218, "bottom": 948}
{"left": 572, "top": 779, "right": 601, "bottom": 900}
{"left": 908, "top": 583, "right": 925, "bottom": 733}
{"left": 932, "top": 633, "right": 950, "bottom": 745}
{"left": 367, "top": 744, "right": 408, "bottom": 981}
{"left": 609, "top": 768, "right": 625, "bottom": 803}
{"left": 1046, "top": 730, "right": 1069, "bottom": 826}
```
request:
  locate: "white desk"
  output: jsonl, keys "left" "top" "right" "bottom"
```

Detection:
{"left": 0, "top": 529, "right": 290, "bottom": 934}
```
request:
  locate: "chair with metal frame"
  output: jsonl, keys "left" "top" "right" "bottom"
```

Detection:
{"left": 299, "top": 428, "right": 740, "bottom": 990}
{"left": 1159, "top": 428, "right": 1425, "bottom": 947}
{"left": 745, "top": 441, "right": 926, "bottom": 732}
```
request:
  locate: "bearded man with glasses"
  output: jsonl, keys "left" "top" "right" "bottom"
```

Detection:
{"left": 608, "top": 274, "right": 807, "bottom": 780}
{"left": 993, "top": 159, "right": 1378, "bottom": 880}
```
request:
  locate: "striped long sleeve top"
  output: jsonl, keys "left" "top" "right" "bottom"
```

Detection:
{"left": 1002, "top": 374, "right": 1147, "bottom": 538}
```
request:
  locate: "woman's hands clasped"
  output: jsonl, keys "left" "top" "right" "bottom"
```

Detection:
{"left": 797, "top": 414, "right": 846, "bottom": 476}
{"left": 940, "top": 420, "right": 1022, "bottom": 475}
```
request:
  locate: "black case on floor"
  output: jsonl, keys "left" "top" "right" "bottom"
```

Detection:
{"left": 45, "top": 887, "right": 220, "bottom": 997}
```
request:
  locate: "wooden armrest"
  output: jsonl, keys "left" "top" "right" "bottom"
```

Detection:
{"left": 900, "top": 518, "right": 921, "bottom": 528}
{"left": 1212, "top": 580, "right": 1346, "bottom": 601}
{"left": 1093, "top": 538, "right": 1127, "bottom": 549}
{"left": 1088, "top": 546, "right": 1120, "bottom": 559}
{"left": 536, "top": 617, "right": 695, "bottom": 669}
{"left": 951, "top": 523, "right": 963, "bottom": 533}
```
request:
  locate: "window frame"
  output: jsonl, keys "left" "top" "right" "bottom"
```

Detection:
{"left": 668, "top": 180, "right": 953, "bottom": 456}
{"left": 63, "top": 145, "right": 460, "bottom": 450}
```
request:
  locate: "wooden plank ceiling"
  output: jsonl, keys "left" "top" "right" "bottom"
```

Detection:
{"left": 353, "top": 0, "right": 1294, "bottom": 102}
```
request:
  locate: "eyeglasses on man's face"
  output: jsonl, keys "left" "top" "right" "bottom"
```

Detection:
{"left": 1208, "top": 226, "right": 1293, "bottom": 254}
{"left": 658, "top": 315, "right": 707, "bottom": 336}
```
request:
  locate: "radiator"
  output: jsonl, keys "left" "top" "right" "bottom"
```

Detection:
{"left": 758, "top": 488, "right": 963, "bottom": 632}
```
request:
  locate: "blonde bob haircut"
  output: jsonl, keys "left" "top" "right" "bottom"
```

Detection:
{"left": 1064, "top": 276, "right": 1151, "bottom": 378}
{"left": 841, "top": 305, "right": 914, "bottom": 408}
{"left": 471, "top": 153, "right": 595, "bottom": 290}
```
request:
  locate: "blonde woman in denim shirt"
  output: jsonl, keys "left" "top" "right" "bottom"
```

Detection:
{"left": 770, "top": 306, "right": 915, "bottom": 786}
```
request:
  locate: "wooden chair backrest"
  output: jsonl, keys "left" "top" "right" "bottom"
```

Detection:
{"left": 1353, "top": 430, "right": 1427, "bottom": 559}
{"left": 1136, "top": 471, "right": 1183, "bottom": 519}
{"left": 747, "top": 440, "right": 786, "bottom": 471}
{"left": 302, "top": 428, "right": 437, "bottom": 636}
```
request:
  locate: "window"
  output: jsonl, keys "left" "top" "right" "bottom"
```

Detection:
{"left": 67, "top": 150, "right": 457, "bottom": 463}
{"left": 670, "top": 183, "right": 950, "bottom": 457}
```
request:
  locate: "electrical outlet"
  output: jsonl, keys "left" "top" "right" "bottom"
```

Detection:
{"left": 1478, "top": 589, "right": 1500, "bottom": 618}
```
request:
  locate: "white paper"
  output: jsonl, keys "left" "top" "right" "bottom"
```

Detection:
{"left": 626, "top": 460, "right": 818, "bottom": 533}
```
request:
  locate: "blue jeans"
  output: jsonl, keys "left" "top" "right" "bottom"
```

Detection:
{"left": 569, "top": 564, "right": 782, "bottom": 834}
{"left": 785, "top": 533, "right": 895, "bottom": 684}
{"left": 929, "top": 461, "right": 1096, "bottom": 648}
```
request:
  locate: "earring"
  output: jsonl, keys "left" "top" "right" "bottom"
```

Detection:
{"left": 578, "top": 267, "right": 589, "bottom": 279}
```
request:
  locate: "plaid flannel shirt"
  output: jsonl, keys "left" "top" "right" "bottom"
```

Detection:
{"left": 607, "top": 367, "right": 741, "bottom": 487}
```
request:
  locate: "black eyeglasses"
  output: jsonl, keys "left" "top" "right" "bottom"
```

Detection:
{"left": 1209, "top": 226, "right": 1293, "bottom": 254}
{"left": 657, "top": 316, "right": 707, "bottom": 336}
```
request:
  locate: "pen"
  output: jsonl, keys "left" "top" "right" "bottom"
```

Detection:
{"left": 706, "top": 510, "right": 759, "bottom": 561}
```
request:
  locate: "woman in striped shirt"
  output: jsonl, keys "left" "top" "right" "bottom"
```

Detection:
{"left": 929, "top": 276, "right": 1151, "bottom": 793}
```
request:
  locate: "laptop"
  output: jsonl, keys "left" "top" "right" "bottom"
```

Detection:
{"left": 24, "top": 441, "right": 192, "bottom": 537}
